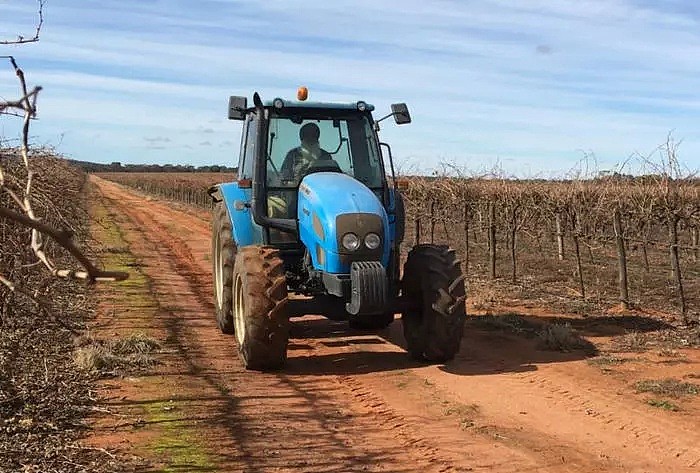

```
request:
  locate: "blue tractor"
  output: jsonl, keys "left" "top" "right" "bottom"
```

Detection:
{"left": 209, "top": 89, "right": 466, "bottom": 370}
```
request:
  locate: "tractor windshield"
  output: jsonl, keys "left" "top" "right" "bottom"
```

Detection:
{"left": 265, "top": 113, "right": 384, "bottom": 189}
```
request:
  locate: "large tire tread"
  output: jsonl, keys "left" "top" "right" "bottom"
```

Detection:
{"left": 234, "top": 246, "right": 290, "bottom": 370}
{"left": 212, "top": 203, "right": 235, "bottom": 334}
{"left": 401, "top": 244, "right": 466, "bottom": 362}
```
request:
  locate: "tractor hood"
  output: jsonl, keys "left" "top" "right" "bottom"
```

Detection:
{"left": 297, "top": 172, "right": 390, "bottom": 274}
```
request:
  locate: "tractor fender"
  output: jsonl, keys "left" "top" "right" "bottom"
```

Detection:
{"left": 216, "top": 182, "right": 263, "bottom": 247}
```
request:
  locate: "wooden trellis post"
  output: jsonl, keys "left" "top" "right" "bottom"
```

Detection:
{"left": 556, "top": 212, "right": 565, "bottom": 261}
{"left": 430, "top": 200, "right": 436, "bottom": 244}
{"left": 668, "top": 215, "right": 687, "bottom": 322}
{"left": 463, "top": 202, "right": 470, "bottom": 274}
{"left": 613, "top": 209, "right": 630, "bottom": 309}
{"left": 488, "top": 201, "right": 496, "bottom": 279}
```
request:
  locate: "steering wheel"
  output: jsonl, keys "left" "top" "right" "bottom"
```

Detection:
{"left": 305, "top": 159, "right": 342, "bottom": 175}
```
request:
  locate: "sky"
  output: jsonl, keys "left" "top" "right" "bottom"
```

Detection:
{"left": 1, "top": 0, "right": 699, "bottom": 178}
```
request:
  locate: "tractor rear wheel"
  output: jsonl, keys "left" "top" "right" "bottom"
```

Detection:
{"left": 212, "top": 203, "right": 235, "bottom": 334}
{"left": 349, "top": 312, "right": 395, "bottom": 330}
{"left": 401, "top": 244, "right": 466, "bottom": 362}
{"left": 232, "top": 246, "right": 290, "bottom": 370}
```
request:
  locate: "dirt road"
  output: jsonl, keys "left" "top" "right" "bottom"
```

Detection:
{"left": 88, "top": 176, "right": 700, "bottom": 472}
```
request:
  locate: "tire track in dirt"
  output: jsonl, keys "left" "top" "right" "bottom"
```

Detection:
{"left": 107, "top": 185, "right": 559, "bottom": 472}
{"left": 425, "top": 335, "right": 700, "bottom": 472}
{"left": 92, "top": 177, "right": 492, "bottom": 472}
{"left": 93, "top": 179, "right": 536, "bottom": 472}
{"left": 91, "top": 176, "right": 700, "bottom": 473}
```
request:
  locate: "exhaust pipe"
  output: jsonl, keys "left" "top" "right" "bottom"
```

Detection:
{"left": 250, "top": 92, "right": 297, "bottom": 235}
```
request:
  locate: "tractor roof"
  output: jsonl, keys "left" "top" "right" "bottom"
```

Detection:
{"left": 262, "top": 99, "right": 375, "bottom": 112}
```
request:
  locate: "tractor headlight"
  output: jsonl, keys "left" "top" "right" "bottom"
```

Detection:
{"left": 273, "top": 98, "right": 284, "bottom": 109}
{"left": 341, "top": 233, "right": 360, "bottom": 251}
{"left": 356, "top": 101, "right": 367, "bottom": 112}
{"left": 364, "top": 233, "right": 381, "bottom": 250}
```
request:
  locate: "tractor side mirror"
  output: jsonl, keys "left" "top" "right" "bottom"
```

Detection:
{"left": 391, "top": 103, "right": 411, "bottom": 125}
{"left": 228, "top": 96, "right": 248, "bottom": 120}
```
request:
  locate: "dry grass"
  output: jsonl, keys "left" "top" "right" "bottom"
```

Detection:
{"left": 111, "top": 332, "right": 160, "bottom": 354}
{"left": 612, "top": 325, "right": 700, "bottom": 354}
{"left": 74, "top": 332, "right": 160, "bottom": 374}
{"left": 472, "top": 313, "right": 540, "bottom": 337}
{"left": 537, "top": 323, "right": 593, "bottom": 352}
{"left": 443, "top": 403, "right": 480, "bottom": 431}
{"left": 614, "top": 331, "right": 649, "bottom": 352}
{"left": 647, "top": 399, "right": 680, "bottom": 411}
{"left": 634, "top": 378, "right": 699, "bottom": 397}
{"left": 587, "top": 354, "right": 635, "bottom": 366}
{"left": 653, "top": 326, "right": 700, "bottom": 349}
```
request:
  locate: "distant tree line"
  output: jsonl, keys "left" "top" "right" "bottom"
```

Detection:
{"left": 68, "top": 159, "right": 238, "bottom": 174}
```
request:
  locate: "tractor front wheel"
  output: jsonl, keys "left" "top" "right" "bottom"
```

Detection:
{"left": 401, "top": 244, "right": 466, "bottom": 362}
{"left": 212, "top": 203, "right": 235, "bottom": 334}
{"left": 232, "top": 246, "right": 290, "bottom": 370}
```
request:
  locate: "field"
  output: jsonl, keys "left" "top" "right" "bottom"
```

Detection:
{"left": 5, "top": 167, "right": 700, "bottom": 472}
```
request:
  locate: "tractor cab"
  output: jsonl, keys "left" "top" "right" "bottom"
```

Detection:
{"left": 210, "top": 88, "right": 466, "bottom": 371}
{"left": 263, "top": 103, "right": 386, "bottom": 219}
{"left": 226, "top": 89, "right": 409, "bottom": 246}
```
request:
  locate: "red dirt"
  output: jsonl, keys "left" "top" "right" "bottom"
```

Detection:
{"left": 88, "top": 176, "right": 700, "bottom": 472}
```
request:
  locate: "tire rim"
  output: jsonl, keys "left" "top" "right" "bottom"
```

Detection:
{"left": 214, "top": 231, "right": 223, "bottom": 310}
{"left": 233, "top": 273, "right": 246, "bottom": 347}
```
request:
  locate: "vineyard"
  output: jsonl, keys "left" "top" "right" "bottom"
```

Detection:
{"left": 403, "top": 175, "right": 699, "bottom": 323}
{"left": 98, "top": 171, "right": 700, "bottom": 323}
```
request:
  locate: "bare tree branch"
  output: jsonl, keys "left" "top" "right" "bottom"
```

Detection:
{"left": 0, "top": 206, "right": 129, "bottom": 281}
{"left": 0, "top": 0, "right": 44, "bottom": 45}
{"left": 2, "top": 8, "right": 130, "bottom": 294}
{"left": 0, "top": 82, "right": 42, "bottom": 114}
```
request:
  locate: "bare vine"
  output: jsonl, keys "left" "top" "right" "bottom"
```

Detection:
{"left": 0, "top": 0, "right": 44, "bottom": 45}
{"left": 397, "top": 147, "right": 699, "bottom": 321}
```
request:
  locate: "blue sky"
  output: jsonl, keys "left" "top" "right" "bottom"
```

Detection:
{"left": 1, "top": 0, "right": 699, "bottom": 177}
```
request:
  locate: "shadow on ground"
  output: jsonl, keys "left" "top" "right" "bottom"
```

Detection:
{"left": 283, "top": 312, "right": 640, "bottom": 377}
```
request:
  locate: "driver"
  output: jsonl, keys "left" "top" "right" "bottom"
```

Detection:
{"left": 280, "top": 122, "right": 332, "bottom": 183}
{"left": 267, "top": 122, "right": 334, "bottom": 223}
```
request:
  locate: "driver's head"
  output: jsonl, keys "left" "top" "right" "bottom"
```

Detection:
{"left": 299, "top": 123, "right": 320, "bottom": 145}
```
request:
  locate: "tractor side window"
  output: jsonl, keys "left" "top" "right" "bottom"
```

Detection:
{"left": 267, "top": 118, "right": 300, "bottom": 186}
{"left": 347, "top": 118, "right": 383, "bottom": 188}
{"left": 241, "top": 118, "right": 256, "bottom": 179}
